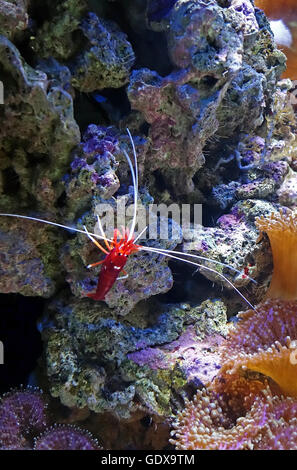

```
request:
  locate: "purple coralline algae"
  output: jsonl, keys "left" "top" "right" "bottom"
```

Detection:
{"left": 64, "top": 125, "right": 120, "bottom": 218}
{"left": 127, "top": 325, "right": 224, "bottom": 386}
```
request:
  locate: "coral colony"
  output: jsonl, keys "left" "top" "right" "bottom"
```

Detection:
{"left": 1, "top": 0, "right": 297, "bottom": 451}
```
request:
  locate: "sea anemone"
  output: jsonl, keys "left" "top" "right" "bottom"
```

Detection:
{"left": 0, "top": 386, "right": 101, "bottom": 450}
{"left": 170, "top": 387, "right": 261, "bottom": 450}
{"left": 171, "top": 298, "right": 297, "bottom": 449}
{"left": 0, "top": 386, "right": 48, "bottom": 449}
{"left": 34, "top": 424, "right": 100, "bottom": 450}
{"left": 170, "top": 386, "right": 297, "bottom": 450}
{"left": 215, "top": 299, "right": 297, "bottom": 397}
{"left": 255, "top": 210, "right": 297, "bottom": 300}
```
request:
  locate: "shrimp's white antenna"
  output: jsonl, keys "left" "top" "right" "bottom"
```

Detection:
{"left": 133, "top": 225, "right": 148, "bottom": 243}
{"left": 139, "top": 245, "right": 257, "bottom": 284}
{"left": 122, "top": 128, "right": 138, "bottom": 241}
{"left": 123, "top": 148, "right": 138, "bottom": 241}
{"left": 0, "top": 213, "right": 113, "bottom": 243}
{"left": 127, "top": 128, "right": 138, "bottom": 195}
{"left": 140, "top": 245, "right": 256, "bottom": 311}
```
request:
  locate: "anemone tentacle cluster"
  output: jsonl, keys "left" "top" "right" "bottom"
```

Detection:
{"left": 170, "top": 386, "right": 297, "bottom": 450}
{"left": 216, "top": 299, "right": 297, "bottom": 397}
{"left": 0, "top": 387, "right": 101, "bottom": 450}
{"left": 171, "top": 296, "right": 297, "bottom": 449}
{"left": 34, "top": 424, "right": 99, "bottom": 451}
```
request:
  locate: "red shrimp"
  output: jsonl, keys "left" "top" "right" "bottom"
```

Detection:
{"left": 85, "top": 227, "right": 140, "bottom": 300}
{"left": 0, "top": 129, "right": 257, "bottom": 311}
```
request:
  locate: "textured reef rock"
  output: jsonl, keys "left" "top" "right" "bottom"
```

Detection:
{"left": 212, "top": 160, "right": 289, "bottom": 210}
{"left": 278, "top": 169, "right": 297, "bottom": 207}
{"left": 30, "top": 0, "right": 88, "bottom": 61}
{"left": 0, "top": 216, "right": 62, "bottom": 297}
{"left": 263, "top": 81, "right": 297, "bottom": 163}
{"left": 61, "top": 172, "right": 180, "bottom": 314}
{"left": 0, "top": 36, "right": 80, "bottom": 213}
{"left": 127, "top": 0, "right": 285, "bottom": 197}
{"left": 41, "top": 298, "right": 227, "bottom": 418}
{"left": 0, "top": 34, "right": 79, "bottom": 296}
{"left": 31, "top": 4, "right": 135, "bottom": 92}
{"left": 63, "top": 124, "right": 148, "bottom": 219}
{"left": 70, "top": 13, "right": 135, "bottom": 92}
{"left": 211, "top": 80, "right": 297, "bottom": 210}
{"left": 62, "top": 214, "right": 177, "bottom": 315}
{"left": 64, "top": 125, "right": 121, "bottom": 219}
{"left": 128, "top": 67, "right": 218, "bottom": 195}
{"left": 182, "top": 199, "right": 278, "bottom": 303}
{"left": 0, "top": 0, "right": 29, "bottom": 40}
{"left": 1, "top": 0, "right": 297, "bottom": 451}
{"left": 36, "top": 58, "right": 75, "bottom": 98}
